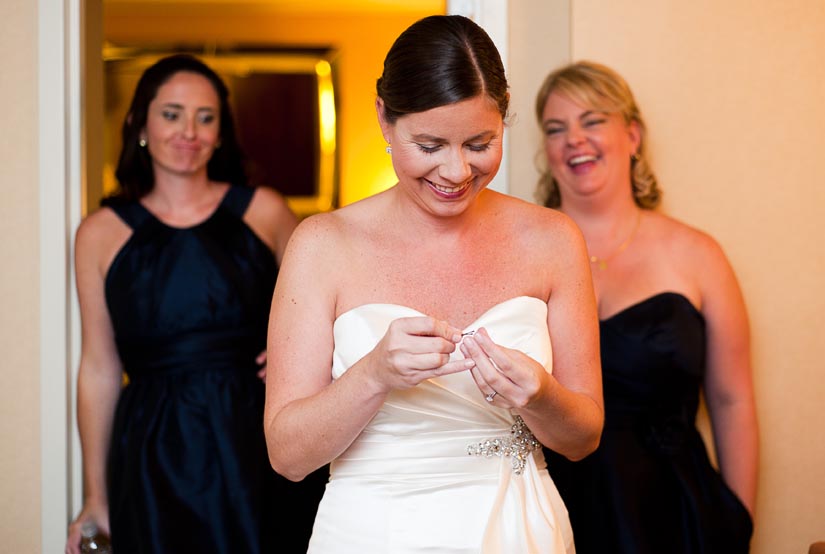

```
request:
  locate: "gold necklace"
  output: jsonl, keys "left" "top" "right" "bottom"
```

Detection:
{"left": 589, "top": 211, "right": 642, "bottom": 271}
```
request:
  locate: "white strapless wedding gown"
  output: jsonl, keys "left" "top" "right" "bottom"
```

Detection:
{"left": 307, "top": 296, "right": 574, "bottom": 554}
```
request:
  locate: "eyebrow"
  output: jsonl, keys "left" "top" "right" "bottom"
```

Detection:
{"left": 159, "top": 102, "right": 217, "bottom": 111}
{"left": 410, "top": 131, "right": 497, "bottom": 143}
{"left": 542, "top": 110, "right": 605, "bottom": 126}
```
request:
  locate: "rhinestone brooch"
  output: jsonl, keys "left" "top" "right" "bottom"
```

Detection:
{"left": 467, "top": 415, "right": 540, "bottom": 475}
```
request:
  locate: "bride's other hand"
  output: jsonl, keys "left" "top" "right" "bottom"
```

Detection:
{"left": 460, "top": 327, "right": 548, "bottom": 409}
{"left": 366, "top": 316, "right": 474, "bottom": 391}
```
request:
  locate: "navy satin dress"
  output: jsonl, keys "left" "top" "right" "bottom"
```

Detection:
{"left": 545, "top": 292, "right": 753, "bottom": 553}
{"left": 103, "top": 186, "right": 327, "bottom": 554}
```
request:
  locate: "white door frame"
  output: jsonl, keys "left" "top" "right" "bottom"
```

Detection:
{"left": 39, "top": 0, "right": 83, "bottom": 550}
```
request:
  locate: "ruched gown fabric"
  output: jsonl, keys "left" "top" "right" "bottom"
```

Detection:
{"left": 307, "top": 296, "right": 575, "bottom": 554}
{"left": 544, "top": 293, "right": 753, "bottom": 554}
{"left": 103, "top": 186, "right": 327, "bottom": 554}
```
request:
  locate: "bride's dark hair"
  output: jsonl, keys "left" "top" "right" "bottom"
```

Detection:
{"left": 376, "top": 15, "right": 509, "bottom": 124}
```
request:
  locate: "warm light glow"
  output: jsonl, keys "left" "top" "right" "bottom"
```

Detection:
{"left": 316, "top": 61, "right": 336, "bottom": 155}
{"left": 315, "top": 60, "right": 337, "bottom": 213}
{"left": 340, "top": 152, "right": 398, "bottom": 206}
{"left": 373, "top": 165, "right": 398, "bottom": 195}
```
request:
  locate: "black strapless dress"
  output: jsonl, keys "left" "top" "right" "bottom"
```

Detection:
{"left": 103, "top": 186, "right": 327, "bottom": 554}
{"left": 545, "top": 292, "right": 753, "bottom": 553}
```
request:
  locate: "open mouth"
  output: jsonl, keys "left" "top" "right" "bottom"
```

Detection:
{"left": 426, "top": 179, "right": 472, "bottom": 198}
{"left": 568, "top": 154, "right": 598, "bottom": 167}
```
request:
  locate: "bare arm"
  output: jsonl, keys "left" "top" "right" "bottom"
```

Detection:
{"left": 699, "top": 237, "right": 759, "bottom": 516}
{"left": 531, "top": 218, "right": 603, "bottom": 459}
{"left": 244, "top": 186, "right": 300, "bottom": 380}
{"left": 263, "top": 216, "right": 469, "bottom": 480}
{"left": 461, "top": 215, "right": 603, "bottom": 460}
{"left": 244, "top": 186, "right": 299, "bottom": 264}
{"left": 66, "top": 213, "right": 126, "bottom": 553}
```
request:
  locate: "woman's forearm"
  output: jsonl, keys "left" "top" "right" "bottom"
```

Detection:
{"left": 76, "top": 364, "right": 122, "bottom": 504}
{"left": 712, "top": 401, "right": 759, "bottom": 514}
{"left": 265, "top": 359, "right": 389, "bottom": 481}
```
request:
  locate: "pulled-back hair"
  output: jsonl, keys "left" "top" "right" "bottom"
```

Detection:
{"left": 376, "top": 15, "right": 509, "bottom": 124}
{"left": 111, "top": 54, "right": 247, "bottom": 201}
{"left": 534, "top": 60, "right": 660, "bottom": 209}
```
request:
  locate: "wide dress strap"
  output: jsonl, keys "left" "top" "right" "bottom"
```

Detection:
{"left": 220, "top": 185, "right": 255, "bottom": 219}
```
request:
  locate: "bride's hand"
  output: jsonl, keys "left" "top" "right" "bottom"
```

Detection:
{"left": 460, "top": 327, "right": 548, "bottom": 409}
{"left": 367, "top": 316, "right": 473, "bottom": 391}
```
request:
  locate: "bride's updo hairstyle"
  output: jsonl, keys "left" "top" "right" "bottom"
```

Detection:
{"left": 376, "top": 15, "right": 509, "bottom": 124}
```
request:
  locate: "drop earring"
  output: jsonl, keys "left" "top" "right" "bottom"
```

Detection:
{"left": 386, "top": 144, "right": 392, "bottom": 154}
{"left": 139, "top": 138, "right": 147, "bottom": 147}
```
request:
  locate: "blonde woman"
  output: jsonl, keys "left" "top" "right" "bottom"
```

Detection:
{"left": 536, "top": 60, "right": 758, "bottom": 553}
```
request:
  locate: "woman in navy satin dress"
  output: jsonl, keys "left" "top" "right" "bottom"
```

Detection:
{"left": 535, "top": 61, "right": 759, "bottom": 553}
{"left": 65, "top": 54, "right": 326, "bottom": 554}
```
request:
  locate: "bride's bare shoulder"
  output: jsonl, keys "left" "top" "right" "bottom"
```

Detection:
{"left": 501, "top": 195, "right": 582, "bottom": 245}
{"left": 286, "top": 194, "right": 385, "bottom": 257}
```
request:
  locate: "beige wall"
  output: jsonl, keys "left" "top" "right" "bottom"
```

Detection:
{"left": 0, "top": 0, "right": 41, "bottom": 551}
{"left": 509, "top": 0, "right": 824, "bottom": 552}
{"left": 507, "top": 0, "right": 571, "bottom": 202}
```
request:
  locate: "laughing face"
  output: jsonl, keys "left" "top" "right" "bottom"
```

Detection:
{"left": 379, "top": 95, "right": 504, "bottom": 217}
{"left": 540, "top": 91, "right": 640, "bottom": 201}
{"left": 140, "top": 71, "right": 222, "bottom": 181}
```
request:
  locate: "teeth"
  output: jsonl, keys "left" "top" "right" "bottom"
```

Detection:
{"left": 432, "top": 181, "right": 470, "bottom": 194}
{"left": 569, "top": 154, "right": 597, "bottom": 166}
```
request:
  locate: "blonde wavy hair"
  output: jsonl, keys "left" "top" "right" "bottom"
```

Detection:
{"left": 534, "top": 60, "right": 661, "bottom": 209}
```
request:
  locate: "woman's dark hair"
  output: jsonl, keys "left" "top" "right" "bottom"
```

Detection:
{"left": 376, "top": 15, "right": 509, "bottom": 124}
{"left": 112, "top": 54, "right": 247, "bottom": 201}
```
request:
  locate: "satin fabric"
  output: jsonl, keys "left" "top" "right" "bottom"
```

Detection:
{"left": 103, "top": 186, "right": 327, "bottom": 554}
{"left": 308, "top": 296, "right": 574, "bottom": 554}
{"left": 545, "top": 292, "right": 753, "bottom": 553}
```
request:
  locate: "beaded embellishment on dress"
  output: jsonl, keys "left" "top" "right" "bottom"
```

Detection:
{"left": 467, "top": 416, "right": 541, "bottom": 475}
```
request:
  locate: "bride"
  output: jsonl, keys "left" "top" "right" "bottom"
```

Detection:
{"left": 264, "top": 14, "right": 603, "bottom": 553}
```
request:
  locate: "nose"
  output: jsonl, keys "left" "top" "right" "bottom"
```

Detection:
{"left": 439, "top": 148, "right": 472, "bottom": 184}
{"left": 181, "top": 116, "right": 196, "bottom": 139}
{"left": 566, "top": 123, "right": 586, "bottom": 146}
